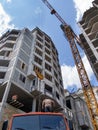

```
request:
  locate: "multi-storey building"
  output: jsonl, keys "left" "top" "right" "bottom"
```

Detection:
{"left": 78, "top": 0, "right": 98, "bottom": 80}
{"left": 74, "top": 87, "right": 98, "bottom": 103}
{"left": 92, "top": 0, "right": 98, "bottom": 8}
{"left": 64, "top": 90, "right": 94, "bottom": 130}
{"left": 0, "top": 27, "right": 72, "bottom": 128}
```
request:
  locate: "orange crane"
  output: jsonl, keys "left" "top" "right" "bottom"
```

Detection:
{"left": 41, "top": 0, "right": 98, "bottom": 129}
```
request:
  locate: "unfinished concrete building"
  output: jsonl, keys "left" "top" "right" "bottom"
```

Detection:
{"left": 92, "top": 0, "right": 98, "bottom": 8}
{"left": 64, "top": 91, "right": 93, "bottom": 130}
{"left": 74, "top": 87, "right": 98, "bottom": 103}
{"left": 78, "top": 0, "right": 98, "bottom": 80}
{"left": 0, "top": 27, "right": 72, "bottom": 128}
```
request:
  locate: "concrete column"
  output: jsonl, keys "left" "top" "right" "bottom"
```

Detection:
{"left": 0, "top": 81, "right": 11, "bottom": 121}
{"left": 32, "top": 98, "right": 36, "bottom": 112}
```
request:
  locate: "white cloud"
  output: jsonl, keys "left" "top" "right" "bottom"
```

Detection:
{"left": 73, "top": 0, "right": 93, "bottom": 21}
{"left": 34, "top": 7, "right": 42, "bottom": 15}
{"left": 6, "top": 0, "right": 12, "bottom": 3}
{"left": 0, "top": 3, "right": 14, "bottom": 36}
{"left": 61, "top": 55, "right": 93, "bottom": 90}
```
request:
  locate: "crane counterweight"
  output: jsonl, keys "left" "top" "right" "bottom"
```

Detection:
{"left": 51, "top": 9, "right": 56, "bottom": 14}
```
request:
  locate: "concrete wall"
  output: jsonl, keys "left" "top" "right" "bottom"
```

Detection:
{"left": 0, "top": 103, "right": 25, "bottom": 130}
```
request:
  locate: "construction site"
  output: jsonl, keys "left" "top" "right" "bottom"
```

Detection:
{"left": 0, "top": 0, "right": 98, "bottom": 130}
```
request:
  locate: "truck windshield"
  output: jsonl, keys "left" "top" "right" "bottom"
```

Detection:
{"left": 11, "top": 114, "right": 66, "bottom": 130}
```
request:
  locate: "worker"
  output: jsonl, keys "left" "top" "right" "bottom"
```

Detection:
{"left": 42, "top": 98, "right": 55, "bottom": 112}
{"left": 12, "top": 95, "right": 18, "bottom": 101}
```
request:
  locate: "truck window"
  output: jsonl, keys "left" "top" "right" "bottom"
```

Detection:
{"left": 11, "top": 115, "right": 66, "bottom": 130}
{"left": 40, "top": 115, "right": 66, "bottom": 130}
{"left": 11, "top": 115, "right": 39, "bottom": 130}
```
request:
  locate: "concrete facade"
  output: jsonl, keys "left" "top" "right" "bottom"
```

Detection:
{"left": 64, "top": 90, "right": 94, "bottom": 130}
{"left": 78, "top": 0, "right": 98, "bottom": 80}
{"left": 0, "top": 28, "right": 72, "bottom": 128}
{"left": 74, "top": 87, "right": 98, "bottom": 103}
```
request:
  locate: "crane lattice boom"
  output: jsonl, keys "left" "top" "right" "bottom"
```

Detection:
{"left": 42, "top": 0, "right": 98, "bottom": 130}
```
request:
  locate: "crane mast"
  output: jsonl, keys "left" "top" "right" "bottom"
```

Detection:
{"left": 42, "top": 0, "right": 98, "bottom": 129}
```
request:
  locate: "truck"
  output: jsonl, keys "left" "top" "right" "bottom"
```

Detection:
{"left": 2, "top": 112, "right": 70, "bottom": 130}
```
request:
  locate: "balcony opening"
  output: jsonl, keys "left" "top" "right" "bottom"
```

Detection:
{"left": 66, "top": 99, "right": 72, "bottom": 109}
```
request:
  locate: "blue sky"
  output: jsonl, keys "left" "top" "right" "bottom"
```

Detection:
{"left": 0, "top": 0, "right": 98, "bottom": 92}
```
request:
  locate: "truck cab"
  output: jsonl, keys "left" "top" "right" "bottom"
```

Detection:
{"left": 2, "top": 112, "right": 70, "bottom": 130}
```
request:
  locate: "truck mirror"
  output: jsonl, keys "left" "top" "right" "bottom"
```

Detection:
{"left": 2, "top": 120, "right": 8, "bottom": 130}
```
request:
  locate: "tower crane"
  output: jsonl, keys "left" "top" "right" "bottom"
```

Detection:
{"left": 41, "top": 0, "right": 98, "bottom": 129}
